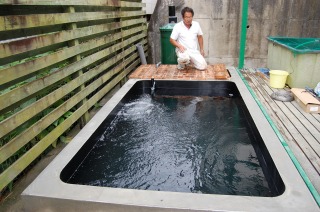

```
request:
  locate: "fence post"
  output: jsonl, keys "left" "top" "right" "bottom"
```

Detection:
{"left": 119, "top": 5, "right": 127, "bottom": 86}
{"left": 65, "top": 6, "right": 90, "bottom": 129}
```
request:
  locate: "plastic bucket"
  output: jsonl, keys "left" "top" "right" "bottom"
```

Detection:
{"left": 269, "top": 70, "right": 289, "bottom": 88}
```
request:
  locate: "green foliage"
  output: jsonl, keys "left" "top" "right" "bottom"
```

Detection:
{"left": 94, "top": 103, "right": 102, "bottom": 108}
{"left": 7, "top": 181, "right": 13, "bottom": 192}
{"left": 59, "top": 136, "right": 67, "bottom": 143}
{"left": 0, "top": 72, "right": 76, "bottom": 181}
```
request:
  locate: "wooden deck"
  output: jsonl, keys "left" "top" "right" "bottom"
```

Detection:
{"left": 130, "top": 64, "right": 320, "bottom": 196}
{"left": 129, "top": 64, "right": 230, "bottom": 80}
{"left": 241, "top": 68, "right": 320, "bottom": 194}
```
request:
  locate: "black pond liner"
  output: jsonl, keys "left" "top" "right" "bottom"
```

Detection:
{"left": 60, "top": 80, "right": 285, "bottom": 197}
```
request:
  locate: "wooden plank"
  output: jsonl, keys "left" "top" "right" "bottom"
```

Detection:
{"left": 0, "top": 0, "right": 121, "bottom": 6}
{"left": 311, "top": 113, "right": 320, "bottom": 122}
{"left": 64, "top": 5, "right": 89, "bottom": 131}
{"left": 120, "top": 11, "right": 145, "bottom": 18}
{"left": 0, "top": 12, "right": 117, "bottom": 31}
{"left": 291, "top": 101, "right": 320, "bottom": 125}
{"left": 242, "top": 69, "right": 320, "bottom": 191}
{"left": 285, "top": 103, "right": 320, "bottom": 135}
{"left": 251, "top": 69, "right": 320, "bottom": 140}
{"left": 0, "top": 29, "right": 146, "bottom": 87}
{"left": 259, "top": 88, "right": 320, "bottom": 153}
{"left": 0, "top": 35, "right": 147, "bottom": 114}
{"left": 0, "top": 18, "right": 145, "bottom": 58}
{"left": 250, "top": 68, "right": 320, "bottom": 129}
{"left": 0, "top": 35, "right": 146, "bottom": 139}
{"left": 0, "top": 44, "right": 139, "bottom": 164}
{"left": 0, "top": 52, "right": 102, "bottom": 112}
{"left": 0, "top": 0, "right": 147, "bottom": 193}
{"left": 0, "top": 22, "right": 120, "bottom": 59}
{"left": 0, "top": 53, "right": 140, "bottom": 191}
{"left": 122, "top": 25, "right": 146, "bottom": 37}
{"left": 242, "top": 70, "right": 320, "bottom": 173}
{"left": 248, "top": 69, "right": 320, "bottom": 149}
{"left": 0, "top": 11, "right": 144, "bottom": 31}
{"left": 121, "top": 18, "right": 146, "bottom": 27}
{"left": 0, "top": 17, "right": 4, "bottom": 31}
{"left": 0, "top": 37, "right": 145, "bottom": 137}
{"left": 0, "top": 34, "right": 119, "bottom": 86}
{"left": 276, "top": 103, "right": 320, "bottom": 156}
{"left": 120, "top": 1, "right": 144, "bottom": 7}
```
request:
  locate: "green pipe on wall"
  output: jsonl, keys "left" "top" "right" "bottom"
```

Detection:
{"left": 238, "top": 0, "right": 249, "bottom": 69}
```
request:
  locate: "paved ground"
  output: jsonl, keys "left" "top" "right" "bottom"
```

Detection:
{"left": 0, "top": 142, "right": 67, "bottom": 212}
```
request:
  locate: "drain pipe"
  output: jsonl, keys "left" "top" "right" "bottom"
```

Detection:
{"left": 238, "top": 0, "right": 249, "bottom": 69}
{"left": 236, "top": 68, "right": 320, "bottom": 207}
{"left": 136, "top": 43, "right": 147, "bottom": 64}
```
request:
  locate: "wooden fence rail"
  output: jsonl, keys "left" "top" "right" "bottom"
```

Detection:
{"left": 0, "top": 0, "right": 147, "bottom": 193}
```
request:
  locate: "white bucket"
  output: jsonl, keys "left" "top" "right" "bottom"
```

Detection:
{"left": 269, "top": 70, "right": 289, "bottom": 88}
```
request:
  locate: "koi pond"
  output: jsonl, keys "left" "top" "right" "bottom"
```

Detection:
{"left": 23, "top": 67, "right": 318, "bottom": 211}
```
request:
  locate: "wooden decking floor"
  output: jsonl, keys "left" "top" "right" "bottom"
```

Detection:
{"left": 241, "top": 68, "right": 320, "bottom": 194}
{"left": 129, "top": 64, "right": 320, "bottom": 195}
{"left": 129, "top": 64, "right": 230, "bottom": 80}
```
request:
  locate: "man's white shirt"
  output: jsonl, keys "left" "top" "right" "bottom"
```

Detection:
{"left": 170, "top": 21, "right": 203, "bottom": 51}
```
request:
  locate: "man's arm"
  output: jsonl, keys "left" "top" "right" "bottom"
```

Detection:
{"left": 170, "top": 38, "right": 186, "bottom": 53}
{"left": 197, "top": 35, "right": 204, "bottom": 56}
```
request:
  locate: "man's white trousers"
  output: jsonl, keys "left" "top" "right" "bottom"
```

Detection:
{"left": 176, "top": 49, "right": 207, "bottom": 70}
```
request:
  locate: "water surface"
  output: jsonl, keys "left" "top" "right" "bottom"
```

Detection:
{"left": 67, "top": 94, "right": 271, "bottom": 196}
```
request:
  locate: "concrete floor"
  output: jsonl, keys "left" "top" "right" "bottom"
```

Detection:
{"left": 0, "top": 142, "right": 67, "bottom": 212}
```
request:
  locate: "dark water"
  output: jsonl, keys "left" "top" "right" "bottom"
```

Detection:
{"left": 67, "top": 94, "right": 272, "bottom": 196}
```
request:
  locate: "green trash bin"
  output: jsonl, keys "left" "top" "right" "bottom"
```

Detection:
{"left": 159, "top": 23, "right": 178, "bottom": 64}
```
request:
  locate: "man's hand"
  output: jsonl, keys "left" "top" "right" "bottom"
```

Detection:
{"left": 170, "top": 38, "right": 186, "bottom": 53}
{"left": 178, "top": 45, "right": 186, "bottom": 53}
{"left": 200, "top": 49, "right": 205, "bottom": 56}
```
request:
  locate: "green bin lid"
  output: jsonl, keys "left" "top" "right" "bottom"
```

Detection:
{"left": 159, "top": 23, "right": 176, "bottom": 31}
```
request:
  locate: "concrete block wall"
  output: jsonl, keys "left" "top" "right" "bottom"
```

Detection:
{"left": 148, "top": 0, "right": 320, "bottom": 68}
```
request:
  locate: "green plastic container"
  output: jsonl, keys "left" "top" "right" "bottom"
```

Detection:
{"left": 267, "top": 37, "right": 320, "bottom": 88}
{"left": 159, "top": 23, "right": 178, "bottom": 64}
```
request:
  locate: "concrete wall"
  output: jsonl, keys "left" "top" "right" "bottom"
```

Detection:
{"left": 147, "top": 0, "right": 320, "bottom": 67}
{"left": 142, "top": 0, "right": 157, "bottom": 14}
{"left": 246, "top": 0, "right": 320, "bottom": 67}
{"left": 147, "top": 0, "right": 185, "bottom": 64}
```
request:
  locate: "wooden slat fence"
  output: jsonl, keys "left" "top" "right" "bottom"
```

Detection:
{"left": 0, "top": 0, "right": 147, "bottom": 193}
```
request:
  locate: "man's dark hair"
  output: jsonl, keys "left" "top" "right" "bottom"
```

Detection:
{"left": 181, "top": 7, "right": 194, "bottom": 18}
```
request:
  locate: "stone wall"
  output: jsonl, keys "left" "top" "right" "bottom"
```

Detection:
{"left": 147, "top": 0, "right": 320, "bottom": 67}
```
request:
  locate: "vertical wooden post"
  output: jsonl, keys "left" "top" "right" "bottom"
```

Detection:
{"left": 65, "top": 6, "right": 90, "bottom": 128}
{"left": 119, "top": 3, "right": 127, "bottom": 86}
